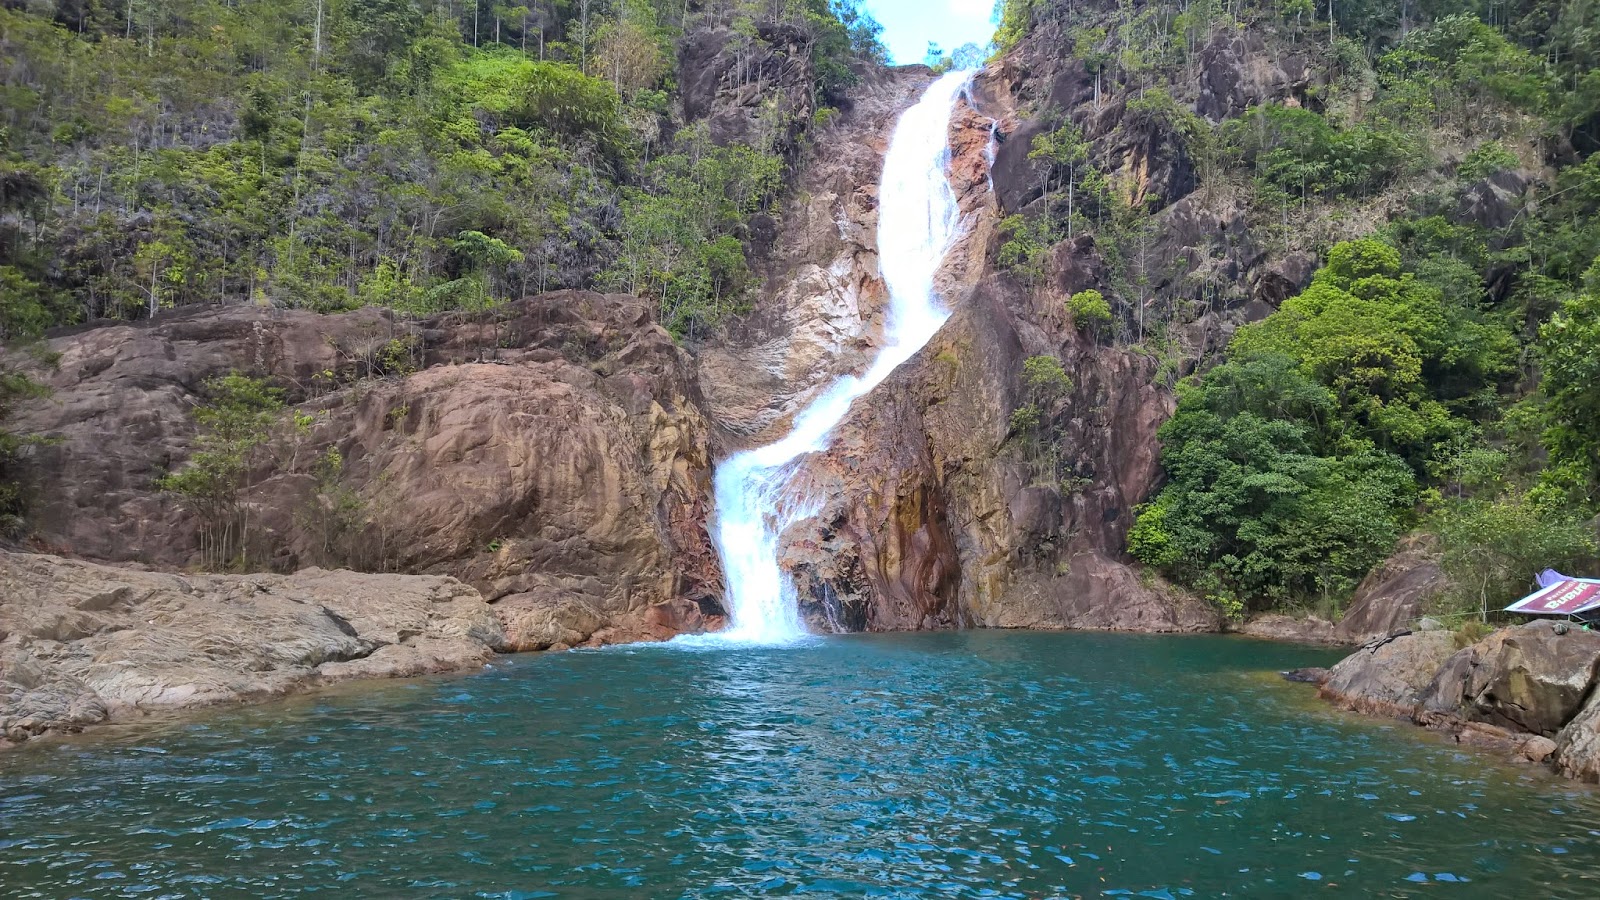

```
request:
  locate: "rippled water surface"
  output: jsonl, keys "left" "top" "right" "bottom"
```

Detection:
{"left": 4, "top": 632, "right": 1600, "bottom": 898}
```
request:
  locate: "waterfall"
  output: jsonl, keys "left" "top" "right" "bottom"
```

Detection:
{"left": 706, "top": 71, "right": 975, "bottom": 644}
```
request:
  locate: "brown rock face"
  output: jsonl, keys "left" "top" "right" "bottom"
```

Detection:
{"left": 1335, "top": 538, "right": 1448, "bottom": 643}
{"left": 698, "top": 66, "right": 935, "bottom": 440}
{"left": 0, "top": 551, "right": 504, "bottom": 744}
{"left": 698, "top": 69, "right": 1210, "bottom": 635}
{"left": 1417, "top": 621, "right": 1600, "bottom": 737}
{"left": 7, "top": 293, "right": 723, "bottom": 640}
{"left": 773, "top": 259, "right": 1196, "bottom": 632}
{"left": 1319, "top": 631, "right": 1459, "bottom": 718}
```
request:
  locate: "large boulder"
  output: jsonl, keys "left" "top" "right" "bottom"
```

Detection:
{"left": 1335, "top": 538, "right": 1448, "bottom": 642}
{"left": 1418, "top": 621, "right": 1600, "bottom": 737}
{"left": 0, "top": 551, "right": 504, "bottom": 744}
{"left": 1319, "top": 631, "right": 1459, "bottom": 717}
{"left": 1553, "top": 691, "right": 1600, "bottom": 782}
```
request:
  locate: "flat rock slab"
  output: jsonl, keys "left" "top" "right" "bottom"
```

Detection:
{"left": 0, "top": 551, "right": 505, "bottom": 745}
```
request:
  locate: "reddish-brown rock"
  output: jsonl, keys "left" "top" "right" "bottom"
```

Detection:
{"left": 1336, "top": 537, "right": 1448, "bottom": 643}
{"left": 6, "top": 293, "right": 724, "bottom": 642}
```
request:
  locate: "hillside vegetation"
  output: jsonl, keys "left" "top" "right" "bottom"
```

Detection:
{"left": 0, "top": 0, "right": 884, "bottom": 531}
{"left": 988, "top": 0, "right": 1600, "bottom": 618}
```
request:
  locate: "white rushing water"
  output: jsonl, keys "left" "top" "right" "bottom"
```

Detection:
{"left": 706, "top": 71, "right": 975, "bottom": 644}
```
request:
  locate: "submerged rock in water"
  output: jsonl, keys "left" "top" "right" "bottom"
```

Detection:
{"left": 0, "top": 551, "right": 505, "bottom": 745}
{"left": 1281, "top": 667, "right": 1332, "bottom": 684}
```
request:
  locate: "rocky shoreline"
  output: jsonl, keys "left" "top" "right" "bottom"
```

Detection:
{"left": 0, "top": 551, "right": 724, "bottom": 749}
{"left": 0, "top": 546, "right": 1413, "bottom": 751}
{"left": 1311, "top": 620, "right": 1600, "bottom": 783}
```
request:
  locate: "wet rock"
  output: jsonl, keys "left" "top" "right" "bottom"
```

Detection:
{"left": 1319, "top": 631, "right": 1458, "bottom": 718}
{"left": 1281, "top": 667, "right": 1332, "bottom": 685}
{"left": 494, "top": 594, "right": 607, "bottom": 652}
{"left": 0, "top": 551, "right": 504, "bottom": 743}
{"left": 697, "top": 66, "right": 932, "bottom": 439}
{"left": 1518, "top": 735, "right": 1558, "bottom": 764}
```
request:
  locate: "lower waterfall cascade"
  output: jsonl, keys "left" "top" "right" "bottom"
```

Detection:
{"left": 705, "top": 70, "right": 978, "bottom": 644}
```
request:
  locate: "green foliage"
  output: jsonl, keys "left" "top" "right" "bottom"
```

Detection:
{"left": 156, "top": 374, "right": 284, "bottom": 570}
{"left": 1227, "top": 105, "right": 1410, "bottom": 200}
{"left": 1022, "top": 354, "right": 1071, "bottom": 395}
{"left": 1130, "top": 352, "right": 1417, "bottom": 611}
{"left": 0, "top": 0, "right": 882, "bottom": 336}
{"left": 992, "top": 0, "right": 1036, "bottom": 55}
{"left": 1136, "top": 241, "right": 1517, "bottom": 613}
{"left": 1011, "top": 354, "right": 1074, "bottom": 485}
{"left": 1535, "top": 291, "right": 1600, "bottom": 509}
{"left": 1457, "top": 142, "right": 1519, "bottom": 181}
{"left": 1430, "top": 491, "right": 1600, "bottom": 620}
{"left": 439, "top": 49, "right": 629, "bottom": 158}
{"left": 1068, "top": 289, "right": 1112, "bottom": 336}
{"left": 997, "top": 212, "right": 1058, "bottom": 287}
{"left": 0, "top": 368, "right": 48, "bottom": 538}
{"left": 602, "top": 127, "right": 783, "bottom": 337}
{"left": 0, "top": 223, "right": 54, "bottom": 536}
{"left": 1376, "top": 15, "right": 1550, "bottom": 124}
{"left": 1230, "top": 239, "right": 1513, "bottom": 461}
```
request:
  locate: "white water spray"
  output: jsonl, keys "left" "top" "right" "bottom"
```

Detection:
{"left": 706, "top": 71, "right": 975, "bottom": 644}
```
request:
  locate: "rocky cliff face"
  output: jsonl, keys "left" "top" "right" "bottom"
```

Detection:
{"left": 699, "top": 69, "right": 1221, "bottom": 635}
{"left": 5, "top": 58, "right": 1230, "bottom": 646}
{"left": 696, "top": 66, "right": 934, "bottom": 439}
{"left": 7, "top": 293, "right": 724, "bottom": 648}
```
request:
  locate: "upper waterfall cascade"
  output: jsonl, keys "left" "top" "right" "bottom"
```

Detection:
{"left": 705, "top": 71, "right": 976, "bottom": 644}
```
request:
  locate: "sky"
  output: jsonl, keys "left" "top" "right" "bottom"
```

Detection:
{"left": 863, "top": 0, "right": 998, "bottom": 65}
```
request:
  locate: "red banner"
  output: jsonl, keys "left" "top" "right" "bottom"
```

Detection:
{"left": 1508, "top": 580, "right": 1600, "bottom": 615}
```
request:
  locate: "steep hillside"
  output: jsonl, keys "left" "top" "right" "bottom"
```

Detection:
{"left": 946, "top": 0, "right": 1600, "bottom": 624}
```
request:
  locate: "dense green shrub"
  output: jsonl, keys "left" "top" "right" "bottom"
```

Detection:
{"left": 0, "top": 0, "right": 884, "bottom": 335}
{"left": 1535, "top": 291, "right": 1600, "bottom": 509}
{"left": 1132, "top": 241, "right": 1515, "bottom": 613}
{"left": 1430, "top": 491, "right": 1599, "bottom": 620}
{"left": 1067, "top": 290, "right": 1112, "bottom": 336}
{"left": 1227, "top": 105, "right": 1411, "bottom": 200}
